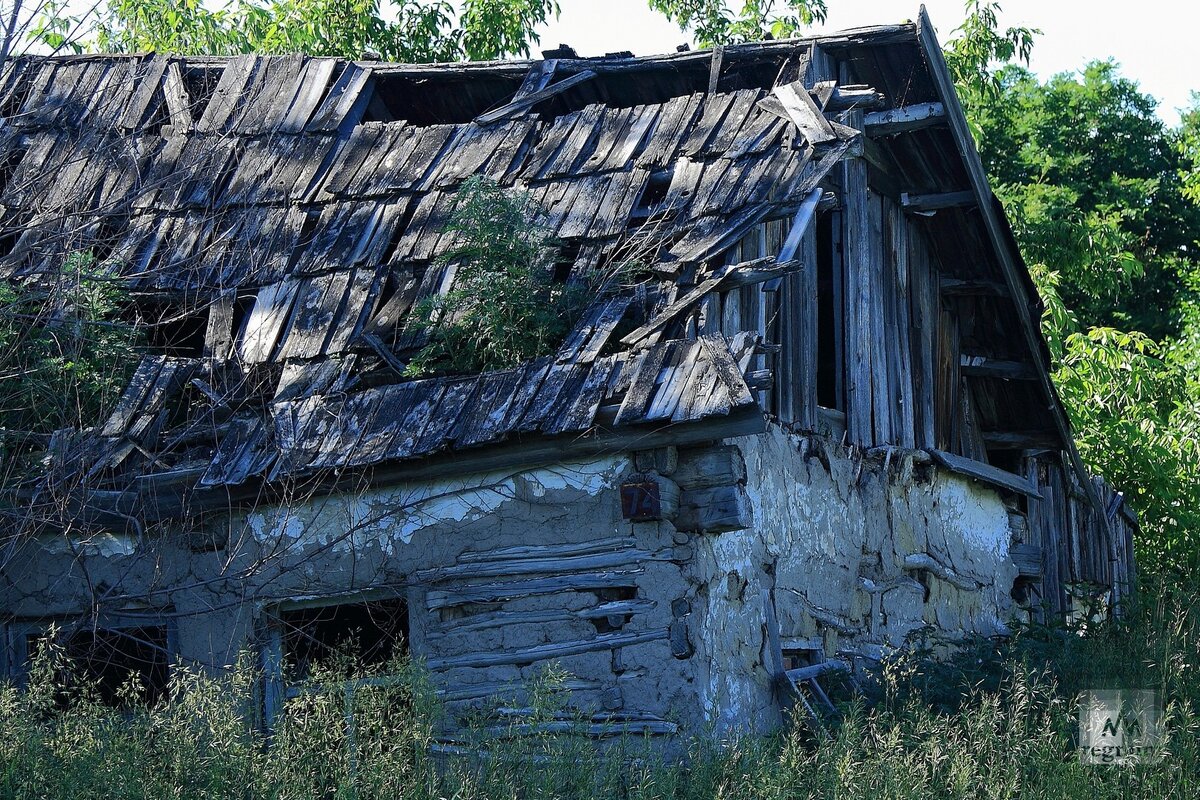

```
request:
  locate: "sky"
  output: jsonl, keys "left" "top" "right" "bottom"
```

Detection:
{"left": 534, "top": 1, "right": 1198, "bottom": 127}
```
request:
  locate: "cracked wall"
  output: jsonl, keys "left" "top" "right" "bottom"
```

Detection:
{"left": 2, "top": 425, "right": 1021, "bottom": 736}
{"left": 690, "top": 425, "right": 1018, "bottom": 732}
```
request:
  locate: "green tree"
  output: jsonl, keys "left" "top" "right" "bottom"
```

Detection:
{"left": 26, "top": 0, "right": 832, "bottom": 61}
{"left": 31, "top": 0, "right": 560, "bottom": 61}
{"left": 947, "top": 2, "right": 1200, "bottom": 576}
{"left": 647, "top": 0, "right": 826, "bottom": 47}
{"left": 1179, "top": 93, "right": 1200, "bottom": 206}
{"left": 971, "top": 62, "right": 1200, "bottom": 338}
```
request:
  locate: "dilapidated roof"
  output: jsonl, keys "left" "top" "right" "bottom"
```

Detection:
{"left": 0, "top": 14, "right": 1090, "bottom": 524}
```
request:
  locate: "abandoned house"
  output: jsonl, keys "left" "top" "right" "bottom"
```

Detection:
{"left": 0, "top": 8, "right": 1138, "bottom": 736}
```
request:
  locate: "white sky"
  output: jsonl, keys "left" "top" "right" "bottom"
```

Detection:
{"left": 534, "top": 1, "right": 1198, "bottom": 127}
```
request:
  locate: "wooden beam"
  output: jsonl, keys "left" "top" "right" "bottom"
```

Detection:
{"left": 864, "top": 101, "right": 945, "bottom": 136}
{"left": 825, "top": 85, "right": 886, "bottom": 111}
{"left": 474, "top": 69, "right": 596, "bottom": 125}
{"left": 675, "top": 485, "right": 752, "bottom": 533}
{"left": 939, "top": 277, "right": 1007, "bottom": 297}
{"left": 901, "top": 190, "right": 975, "bottom": 212}
{"left": 842, "top": 148, "right": 873, "bottom": 445}
{"left": 960, "top": 354, "right": 1038, "bottom": 380}
{"left": 981, "top": 430, "right": 1062, "bottom": 450}
{"left": 928, "top": 448, "right": 1043, "bottom": 498}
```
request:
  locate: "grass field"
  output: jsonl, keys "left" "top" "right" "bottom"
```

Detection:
{"left": 2, "top": 583, "right": 1197, "bottom": 800}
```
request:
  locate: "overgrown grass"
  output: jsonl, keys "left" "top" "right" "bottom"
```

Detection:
{"left": 3, "top": 587, "right": 1198, "bottom": 799}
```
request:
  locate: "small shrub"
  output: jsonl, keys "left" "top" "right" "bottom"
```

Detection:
{"left": 404, "top": 176, "right": 615, "bottom": 377}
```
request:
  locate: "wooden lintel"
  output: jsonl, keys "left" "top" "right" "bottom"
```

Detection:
{"left": 864, "top": 101, "right": 945, "bottom": 136}
{"left": 960, "top": 354, "right": 1038, "bottom": 380}
{"left": 939, "top": 277, "right": 1007, "bottom": 297}
{"left": 901, "top": 190, "right": 975, "bottom": 212}
{"left": 981, "top": 430, "right": 1062, "bottom": 450}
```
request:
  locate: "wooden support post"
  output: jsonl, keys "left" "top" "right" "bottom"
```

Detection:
{"left": 841, "top": 141, "right": 873, "bottom": 445}
{"left": 890, "top": 200, "right": 915, "bottom": 448}
{"left": 909, "top": 225, "right": 937, "bottom": 449}
{"left": 867, "top": 189, "right": 892, "bottom": 444}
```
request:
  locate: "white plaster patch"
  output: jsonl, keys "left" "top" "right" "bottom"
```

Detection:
{"left": 244, "top": 456, "right": 627, "bottom": 552}
{"left": 932, "top": 476, "right": 1010, "bottom": 559}
{"left": 39, "top": 532, "right": 137, "bottom": 557}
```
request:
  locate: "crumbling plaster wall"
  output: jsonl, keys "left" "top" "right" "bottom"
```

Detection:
{"left": 690, "top": 425, "right": 1019, "bottom": 732}
{"left": 4, "top": 426, "right": 1020, "bottom": 736}
{"left": 1, "top": 454, "right": 702, "bottom": 726}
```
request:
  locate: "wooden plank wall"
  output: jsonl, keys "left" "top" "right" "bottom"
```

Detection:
{"left": 1023, "top": 455, "right": 1136, "bottom": 618}
{"left": 712, "top": 168, "right": 947, "bottom": 451}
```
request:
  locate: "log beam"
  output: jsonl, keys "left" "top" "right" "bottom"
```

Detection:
{"left": 901, "top": 189, "right": 975, "bottom": 212}
{"left": 864, "top": 101, "right": 945, "bottom": 135}
{"left": 960, "top": 354, "right": 1038, "bottom": 380}
{"left": 940, "top": 278, "right": 1008, "bottom": 297}
{"left": 981, "top": 430, "right": 1062, "bottom": 450}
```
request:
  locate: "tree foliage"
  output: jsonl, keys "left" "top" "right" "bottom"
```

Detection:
{"left": 949, "top": 3, "right": 1200, "bottom": 577}
{"left": 647, "top": 0, "right": 826, "bottom": 47}
{"left": 31, "top": 0, "right": 559, "bottom": 61}
{"left": 971, "top": 62, "right": 1200, "bottom": 338}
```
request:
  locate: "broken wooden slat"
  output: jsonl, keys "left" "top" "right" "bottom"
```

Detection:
{"left": 238, "top": 279, "right": 300, "bottom": 364}
{"left": 278, "top": 58, "right": 339, "bottom": 133}
{"left": 305, "top": 63, "right": 374, "bottom": 133}
{"left": 195, "top": 55, "right": 258, "bottom": 133}
{"left": 645, "top": 340, "right": 703, "bottom": 421}
{"left": 772, "top": 80, "right": 836, "bottom": 145}
{"left": 98, "top": 356, "right": 167, "bottom": 438}
{"left": 118, "top": 55, "right": 170, "bottom": 130}
{"left": 161, "top": 61, "right": 193, "bottom": 132}
{"left": 545, "top": 355, "right": 617, "bottom": 434}
{"left": 698, "top": 333, "right": 755, "bottom": 412}
{"left": 612, "top": 342, "right": 672, "bottom": 426}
